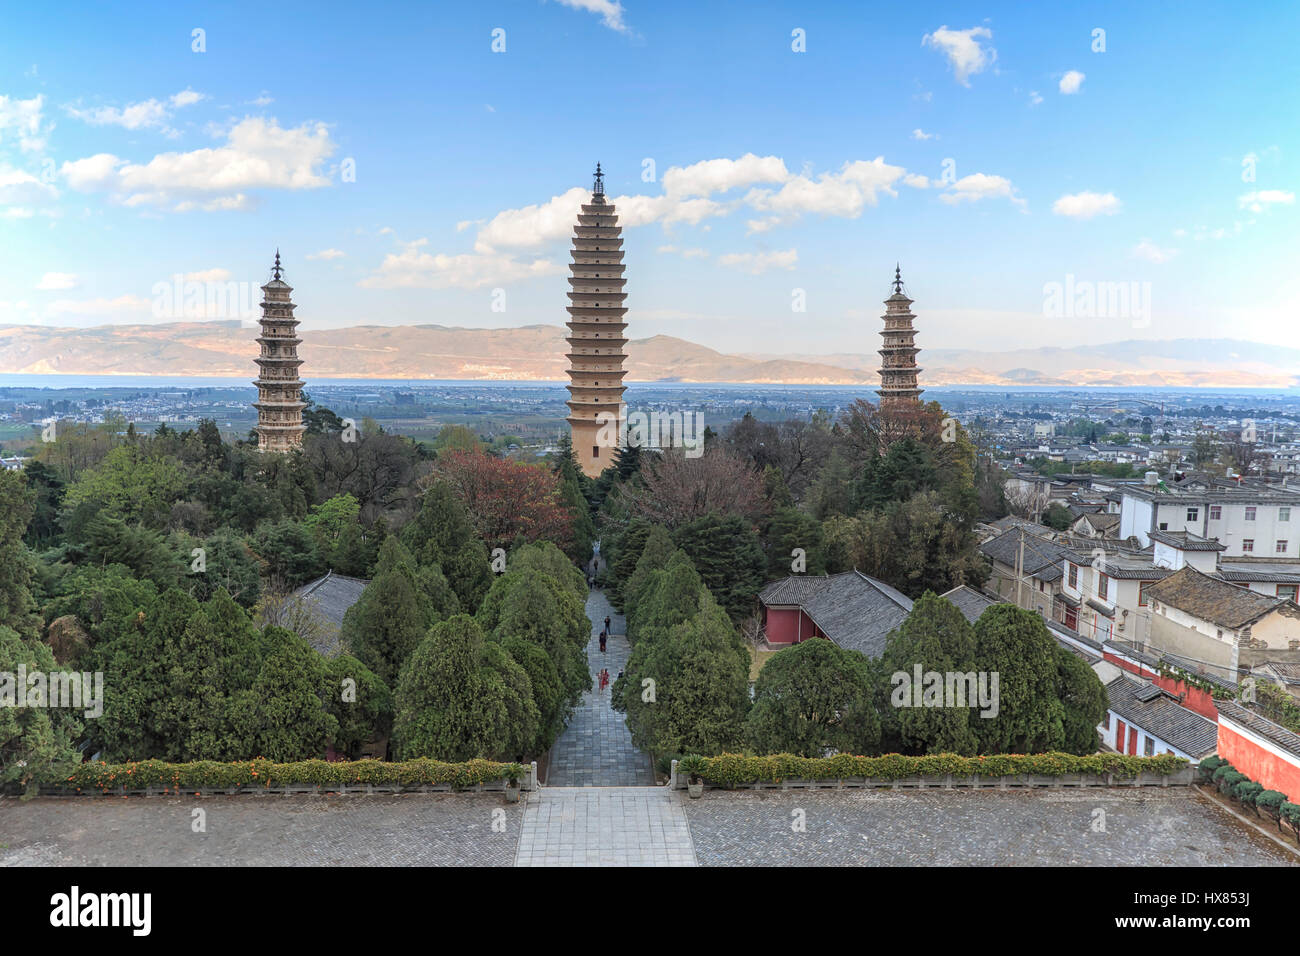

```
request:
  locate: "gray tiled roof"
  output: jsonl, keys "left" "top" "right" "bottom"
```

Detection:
{"left": 938, "top": 585, "right": 1003, "bottom": 624}
{"left": 979, "top": 530, "right": 1069, "bottom": 581}
{"left": 1104, "top": 676, "right": 1220, "bottom": 758}
{"left": 761, "top": 570, "right": 912, "bottom": 659}
{"left": 1149, "top": 529, "right": 1226, "bottom": 552}
{"left": 1145, "top": 565, "right": 1289, "bottom": 630}
{"left": 1216, "top": 699, "right": 1300, "bottom": 759}
{"left": 292, "top": 572, "right": 370, "bottom": 656}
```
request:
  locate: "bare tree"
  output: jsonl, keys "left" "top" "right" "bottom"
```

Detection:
{"left": 628, "top": 446, "right": 765, "bottom": 530}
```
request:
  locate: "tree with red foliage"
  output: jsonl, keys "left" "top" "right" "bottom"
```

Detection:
{"left": 433, "top": 450, "right": 574, "bottom": 553}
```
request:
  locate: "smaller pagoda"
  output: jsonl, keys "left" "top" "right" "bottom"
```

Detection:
{"left": 252, "top": 251, "right": 307, "bottom": 452}
{"left": 877, "top": 265, "right": 923, "bottom": 408}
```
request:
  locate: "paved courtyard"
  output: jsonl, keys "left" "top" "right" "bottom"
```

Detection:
{"left": 543, "top": 590, "right": 655, "bottom": 787}
{"left": 3, "top": 787, "right": 1294, "bottom": 866}
{"left": 0, "top": 793, "right": 523, "bottom": 866}
{"left": 682, "top": 788, "right": 1298, "bottom": 866}
{"left": 515, "top": 787, "right": 695, "bottom": 866}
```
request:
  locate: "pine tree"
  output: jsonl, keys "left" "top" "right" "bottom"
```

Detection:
{"left": 400, "top": 480, "right": 491, "bottom": 612}
{"left": 341, "top": 539, "right": 436, "bottom": 686}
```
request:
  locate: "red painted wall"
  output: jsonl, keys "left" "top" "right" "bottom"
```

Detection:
{"left": 1217, "top": 721, "right": 1300, "bottom": 802}
{"left": 763, "top": 607, "right": 823, "bottom": 645}
{"left": 1103, "top": 651, "right": 1219, "bottom": 720}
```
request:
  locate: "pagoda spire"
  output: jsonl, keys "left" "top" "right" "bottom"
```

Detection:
{"left": 877, "top": 266, "right": 923, "bottom": 408}
{"left": 252, "top": 250, "right": 307, "bottom": 453}
{"left": 564, "top": 166, "right": 627, "bottom": 477}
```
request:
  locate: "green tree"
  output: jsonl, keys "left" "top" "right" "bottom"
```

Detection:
{"left": 1043, "top": 502, "right": 1073, "bottom": 531}
{"left": 325, "top": 653, "right": 394, "bottom": 757}
{"left": 0, "top": 470, "right": 42, "bottom": 640}
{"left": 762, "top": 506, "right": 827, "bottom": 579}
{"left": 880, "top": 593, "right": 979, "bottom": 755}
{"left": 672, "top": 514, "right": 766, "bottom": 622}
{"left": 341, "top": 539, "right": 436, "bottom": 686}
{"left": 238, "top": 627, "right": 338, "bottom": 761}
{"left": 393, "top": 615, "right": 520, "bottom": 761}
{"left": 400, "top": 480, "right": 491, "bottom": 612}
{"left": 0, "top": 625, "right": 82, "bottom": 796}
{"left": 615, "top": 597, "right": 749, "bottom": 756}
{"left": 971, "top": 604, "right": 1066, "bottom": 754}
{"left": 1055, "top": 645, "right": 1109, "bottom": 754}
{"left": 747, "top": 638, "right": 880, "bottom": 757}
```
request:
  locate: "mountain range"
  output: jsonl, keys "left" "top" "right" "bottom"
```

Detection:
{"left": 1, "top": 322, "right": 1296, "bottom": 388}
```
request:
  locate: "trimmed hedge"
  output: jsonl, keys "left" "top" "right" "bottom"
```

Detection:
{"left": 682, "top": 752, "right": 1188, "bottom": 787}
{"left": 46, "top": 758, "right": 526, "bottom": 795}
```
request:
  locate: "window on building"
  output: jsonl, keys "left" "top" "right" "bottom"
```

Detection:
{"left": 1278, "top": 540, "right": 1289, "bottom": 553}
{"left": 1098, "top": 572, "right": 1109, "bottom": 601}
{"left": 1209, "top": 505, "right": 1222, "bottom": 520}
{"left": 1068, "top": 563, "right": 1078, "bottom": 588}
{"left": 1101, "top": 713, "right": 1110, "bottom": 731}
{"left": 1159, "top": 522, "right": 1168, "bottom": 530}
{"left": 1277, "top": 584, "right": 1299, "bottom": 601}
{"left": 1281, "top": 507, "right": 1292, "bottom": 522}
{"left": 1243, "top": 538, "right": 1255, "bottom": 553}
{"left": 592, "top": 446, "right": 600, "bottom": 459}
{"left": 1245, "top": 506, "right": 1257, "bottom": 521}
{"left": 1186, "top": 507, "right": 1199, "bottom": 522}
{"left": 1138, "top": 581, "right": 1152, "bottom": 606}
{"left": 1144, "top": 737, "right": 1155, "bottom": 756}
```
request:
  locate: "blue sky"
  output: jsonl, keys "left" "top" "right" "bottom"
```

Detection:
{"left": 1, "top": 0, "right": 1296, "bottom": 355}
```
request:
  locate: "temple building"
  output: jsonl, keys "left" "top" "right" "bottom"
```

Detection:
{"left": 565, "top": 163, "right": 628, "bottom": 477}
{"left": 877, "top": 265, "right": 923, "bottom": 408}
{"left": 252, "top": 251, "right": 307, "bottom": 452}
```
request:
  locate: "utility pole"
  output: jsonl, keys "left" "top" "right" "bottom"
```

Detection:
{"left": 1015, "top": 525, "right": 1025, "bottom": 609}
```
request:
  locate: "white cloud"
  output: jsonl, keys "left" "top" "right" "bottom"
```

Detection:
{"left": 903, "top": 173, "right": 930, "bottom": 189}
{"left": 60, "top": 117, "right": 335, "bottom": 210}
{"left": 0, "top": 94, "right": 49, "bottom": 152}
{"left": 939, "top": 173, "right": 1025, "bottom": 207}
{"left": 306, "top": 248, "right": 346, "bottom": 260}
{"left": 555, "top": 0, "right": 628, "bottom": 33}
{"left": 921, "top": 26, "right": 996, "bottom": 86}
{"left": 744, "top": 157, "right": 907, "bottom": 222}
{"left": 248, "top": 92, "right": 274, "bottom": 107}
{"left": 1052, "top": 191, "right": 1121, "bottom": 218}
{"left": 1029, "top": 90, "right": 1043, "bottom": 106}
{"left": 911, "top": 129, "right": 936, "bottom": 141}
{"left": 36, "top": 272, "right": 78, "bottom": 290}
{"left": 717, "top": 249, "right": 798, "bottom": 274}
{"left": 1237, "top": 189, "right": 1294, "bottom": 213}
{"left": 66, "top": 89, "right": 205, "bottom": 134}
{"left": 661, "top": 153, "right": 790, "bottom": 198}
{"left": 360, "top": 241, "right": 563, "bottom": 290}
{"left": 0, "top": 165, "right": 59, "bottom": 206}
{"left": 1132, "top": 239, "right": 1177, "bottom": 263}
{"left": 473, "top": 187, "right": 589, "bottom": 253}
{"left": 1059, "top": 71, "right": 1086, "bottom": 95}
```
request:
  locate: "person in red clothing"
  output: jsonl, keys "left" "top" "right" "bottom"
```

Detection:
{"left": 599, "top": 628, "right": 607, "bottom": 652}
{"left": 599, "top": 668, "right": 609, "bottom": 692}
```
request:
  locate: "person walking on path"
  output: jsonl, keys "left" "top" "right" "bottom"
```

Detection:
{"left": 599, "top": 629, "right": 607, "bottom": 653}
{"left": 598, "top": 668, "right": 610, "bottom": 692}
{"left": 604, "top": 615, "right": 612, "bottom": 634}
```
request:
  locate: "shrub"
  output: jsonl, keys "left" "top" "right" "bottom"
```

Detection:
{"left": 40, "top": 757, "right": 525, "bottom": 795}
{"left": 1257, "top": 790, "right": 1287, "bottom": 826}
{"left": 677, "top": 752, "right": 1187, "bottom": 787}
{"left": 1217, "top": 770, "right": 1246, "bottom": 796}
{"left": 1282, "top": 802, "right": 1300, "bottom": 839}
{"left": 1197, "top": 755, "right": 1226, "bottom": 783}
{"left": 1233, "top": 780, "right": 1263, "bottom": 809}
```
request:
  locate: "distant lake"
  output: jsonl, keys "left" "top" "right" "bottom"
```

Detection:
{"left": 0, "top": 373, "right": 1294, "bottom": 397}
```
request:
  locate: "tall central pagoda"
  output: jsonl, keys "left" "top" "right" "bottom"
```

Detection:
{"left": 252, "top": 251, "right": 307, "bottom": 452}
{"left": 565, "top": 163, "right": 627, "bottom": 477}
{"left": 876, "top": 265, "right": 923, "bottom": 408}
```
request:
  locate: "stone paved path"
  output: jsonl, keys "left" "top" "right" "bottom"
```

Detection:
{"left": 515, "top": 787, "right": 696, "bottom": 866}
{"left": 543, "top": 590, "right": 655, "bottom": 787}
